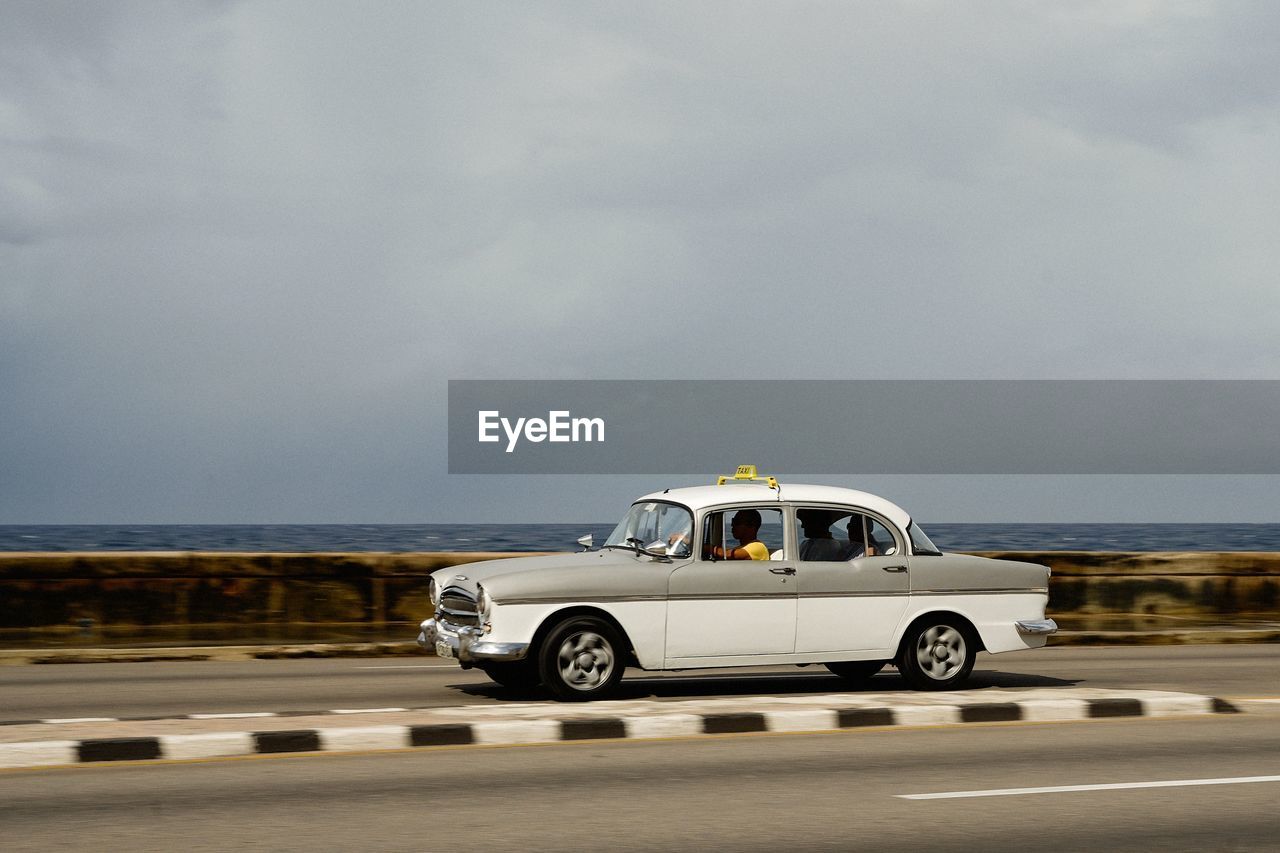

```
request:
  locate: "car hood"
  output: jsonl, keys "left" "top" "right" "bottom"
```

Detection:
{"left": 430, "top": 549, "right": 675, "bottom": 599}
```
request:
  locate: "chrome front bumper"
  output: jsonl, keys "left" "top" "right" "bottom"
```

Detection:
{"left": 1015, "top": 618, "right": 1059, "bottom": 635}
{"left": 417, "top": 618, "right": 530, "bottom": 667}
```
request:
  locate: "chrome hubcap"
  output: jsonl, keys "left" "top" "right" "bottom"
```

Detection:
{"left": 557, "top": 630, "right": 614, "bottom": 690}
{"left": 914, "top": 625, "right": 966, "bottom": 680}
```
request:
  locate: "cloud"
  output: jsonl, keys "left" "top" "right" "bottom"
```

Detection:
{"left": 1, "top": 1, "right": 1278, "bottom": 520}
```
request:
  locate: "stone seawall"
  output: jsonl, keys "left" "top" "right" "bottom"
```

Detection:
{"left": 0, "top": 552, "right": 530, "bottom": 647}
{"left": 1, "top": 551, "right": 1278, "bottom": 648}
{"left": 981, "top": 551, "right": 1280, "bottom": 636}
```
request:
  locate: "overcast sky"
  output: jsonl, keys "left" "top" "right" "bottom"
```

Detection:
{"left": 2, "top": 1, "right": 1278, "bottom": 523}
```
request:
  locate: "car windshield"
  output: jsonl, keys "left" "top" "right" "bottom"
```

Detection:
{"left": 908, "top": 521, "right": 943, "bottom": 555}
{"left": 604, "top": 501, "right": 693, "bottom": 556}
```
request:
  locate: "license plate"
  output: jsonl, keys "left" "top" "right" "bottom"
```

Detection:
{"left": 435, "top": 639, "right": 454, "bottom": 659}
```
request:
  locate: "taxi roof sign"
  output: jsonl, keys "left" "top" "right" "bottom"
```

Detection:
{"left": 716, "top": 465, "right": 779, "bottom": 490}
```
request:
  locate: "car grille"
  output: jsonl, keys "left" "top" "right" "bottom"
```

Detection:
{"left": 438, "top": 587, "right": 480, "bottom": 627}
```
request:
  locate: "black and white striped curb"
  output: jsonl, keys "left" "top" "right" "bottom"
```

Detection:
{"left": 0, "top": 694, "right": 1239, "bottom": 770}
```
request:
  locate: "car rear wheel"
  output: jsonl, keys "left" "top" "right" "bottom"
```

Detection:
{"left": 479, "top": 661, "right": 541, "bottom": 690}
{"left": 897, "top": 618, "right": 976, "bottom": 690}
{"left": 538, "top": 616, "right": 626, "bottom": 701}
{"left": 824, "top": 660, "right": 885, "bottom": 682}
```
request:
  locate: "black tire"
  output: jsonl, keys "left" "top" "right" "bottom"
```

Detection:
{"left": 896, "top": 617, "right": 977, "bottom": 691}
{"left": 537, "top": 616, "right": 626, "bottom": 701}
{"left": 824, "top": 660, "right": 886, "bottom": 682}
{"left": 479, "top": 661, "right": 541, "bottom": 690}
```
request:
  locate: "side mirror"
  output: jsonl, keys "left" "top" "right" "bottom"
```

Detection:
{"left": 643, "top": 538, "right": 689, "bottom": 559}
{"left": 640, "top": 537, "right": 670, "bottom": 558}
{"left": 577, "top": 534, "right": 593, "bottom": 552}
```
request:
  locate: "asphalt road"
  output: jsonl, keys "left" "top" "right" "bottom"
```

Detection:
{"left": 3, "top": 713, "right": 1278, "bottom": 851}
{"left": 1, "top": 644, "right": 1276, "bottom": 721}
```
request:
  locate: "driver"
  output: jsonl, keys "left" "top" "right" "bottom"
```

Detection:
{"left": 706, "top": 509, "right": 770, "bottom": 560}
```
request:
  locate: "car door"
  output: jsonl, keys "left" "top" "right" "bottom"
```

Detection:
{"left": 793, "top": 507, "right": 910, "bottom": 653}
{"left": 665, "top": 506, "right": 797, "bottom": 659}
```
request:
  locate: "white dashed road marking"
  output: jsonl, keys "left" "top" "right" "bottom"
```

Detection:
{"left": 898, "top": 775, "right": 1280, "bottom": 800}
{"left": 330, "top": 708, "right": 410, "bottom": 715}
{"left": 42, "top": 718, "right": 117, "bottom": 724}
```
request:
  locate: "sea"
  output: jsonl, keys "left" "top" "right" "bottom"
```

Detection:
{"left": 2, "top": 523, "right": 1280, "bottom": 552}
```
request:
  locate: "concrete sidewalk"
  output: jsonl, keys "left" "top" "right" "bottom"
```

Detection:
{"left": 0, "top": 687, "right": 1247, "bottom": 770}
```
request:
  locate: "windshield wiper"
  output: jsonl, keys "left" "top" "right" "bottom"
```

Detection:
{"left": 602, "top": 538, "right": 645, "bottom": 554}
{"left": 603, "top": 537, "right": 679, "bottom": 561}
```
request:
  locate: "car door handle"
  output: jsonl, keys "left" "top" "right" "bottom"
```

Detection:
{"left": 881, "top": 564, "right": 908, "bottom": 573}
{"left": 769, "top": 566, "right": 796, "bottom": 575}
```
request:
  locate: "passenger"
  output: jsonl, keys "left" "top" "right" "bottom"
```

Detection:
{"left": 798, "top": 509, "right": 845, "bottom": 561}
{"left": 842, "top": 515, "right": 880, "bottom": 560}
{"left": 707, "top": 509, "right": 770, "bottom": 560}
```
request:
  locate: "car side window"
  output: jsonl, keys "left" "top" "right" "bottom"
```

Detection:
{"left": 797, "top": 507, "right": 900, "bottom": 561}
{"left": 701, "top": 507, "right": 784, "bottom": 560}
{"left": 847, "top": 514, "right": 898, "bottom": 559}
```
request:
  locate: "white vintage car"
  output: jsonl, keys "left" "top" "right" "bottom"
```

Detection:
{"left": 418, "top": 468, "right": 1057, "bottom": 700}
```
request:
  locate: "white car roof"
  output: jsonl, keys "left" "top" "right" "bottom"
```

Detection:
{"left": 635, "top": 483, "right": 912, "bottom": 530}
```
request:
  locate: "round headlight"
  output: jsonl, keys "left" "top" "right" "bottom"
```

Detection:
{"left": 476, "top": 585, "right": 492, "bottom": 618}
{"left": 428, "top": 576, "right": 440, "bottom": 608}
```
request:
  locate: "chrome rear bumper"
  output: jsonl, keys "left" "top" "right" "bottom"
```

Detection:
{"left": 1015, "top": 618, "right": 1059, "bottom": 635}
{"left": 417, "top": 618, "right": 530, "bottom": 666}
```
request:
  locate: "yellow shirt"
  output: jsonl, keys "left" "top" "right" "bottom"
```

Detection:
{"left": 741, "top": 540, "right": 770, "bottom": 560}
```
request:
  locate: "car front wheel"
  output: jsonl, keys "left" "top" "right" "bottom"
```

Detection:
{"left": 538, "top": 616, "right": 626, "bottom": 701}
{"left": 896, "top": 619, "right": 976, "bottom": 690}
